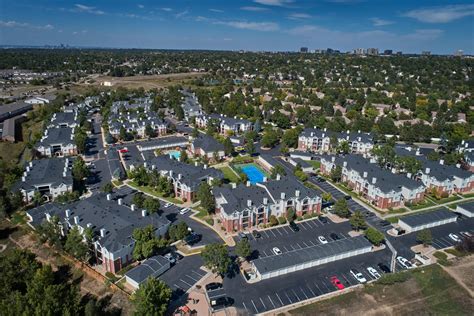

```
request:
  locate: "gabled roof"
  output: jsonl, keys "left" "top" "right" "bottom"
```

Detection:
{"left": 399, "top": 209, "right": 457, "bottom": 227}
{"left": 13, "top": 158, "right": 73, "bottom": 191}
{"left": 37, "top": 127, "right": 75, "bottom": 146}
{"left": 300, "top": 128, "right": 373, "bottom": 144}
{"left": 214, "top": 184, "right": 270, "bottom": 216}
{"left": 192, "top": 134, "right": 224, "bottom": 153}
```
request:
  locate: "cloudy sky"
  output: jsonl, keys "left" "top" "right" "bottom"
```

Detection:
{"left": 1, "top": 0, "right": 473, "bottom": 54}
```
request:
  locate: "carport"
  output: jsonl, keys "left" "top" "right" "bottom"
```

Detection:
{"left": 251, "top": 236, "right": 373, "bottom": 280}
{"left": 398, "top": 209, "right": 458, "bottom": 233}
{"left": 125, "top": 255, "right": 171, "bottom": 289}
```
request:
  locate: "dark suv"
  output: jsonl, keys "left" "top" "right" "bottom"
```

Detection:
{"left": 205, "top": 282, "right": 223, "bottom": 291}
{"left": 289, "top": 221, "right": 300, "bottom": 232}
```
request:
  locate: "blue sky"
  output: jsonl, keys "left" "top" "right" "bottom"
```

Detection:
{"left": 1, "top": 0, "right": 473, "bottom": 54}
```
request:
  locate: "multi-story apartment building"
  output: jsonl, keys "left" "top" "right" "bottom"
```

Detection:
{"left": 298, "top": 128, "right": 373, "bottom": 154}
{"left": 195, "top": 113, "right": 253, "bottom": 135}
{"left": 35, "top": 126, "right": 78, "bottom": 157}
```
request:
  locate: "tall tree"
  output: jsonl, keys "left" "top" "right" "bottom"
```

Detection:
{"left": 416, "top": 229, "right": 433, "bottom": 247}
{"left": 235, "top": 238, "right": 252, "bottom": 259}
{"left": 132, "top": 278, "right": 172, "bottom": 316}
{"left": 201, "top": 243, "right": 232, "bottom": 276}
{"left": 349, "top": 211, "right": 367, "bottom": 231}
{"left": 197, "top": 182, "right": 215, "bottom": 213}
{"left": 334, "top": 198, "right": 350, "bottom": 218}
{"left": 223, "top": 137, "right": 234, "bottom": 156}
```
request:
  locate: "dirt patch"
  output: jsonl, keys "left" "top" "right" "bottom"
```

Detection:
{"left": 443, "top": 256, "right": 474, "bottom": 296}
{"left": 80, "top": 72, "right": 207, "bottom": 90}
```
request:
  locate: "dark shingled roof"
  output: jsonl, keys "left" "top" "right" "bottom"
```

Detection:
{"left": 192, "top": 134, "right": 224, "bottom": 153}
{"left": 13, "top": 158, "right": 73, "bottom": 191}
{"left": 399, "top": 209, "right": 457, "bottom": 228}
{"left": 253, "top": 236, "right": 372, "bottom": 274}
{"left": 125, "top": 255, "right": 170, "bottom": 285}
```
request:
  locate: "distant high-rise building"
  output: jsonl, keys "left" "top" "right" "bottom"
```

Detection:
{"left": 353, "top": 48, "right": 365, "bottom": 55}
{"left": 383, "top": 49, "right": 393, "bottom": 55}
{"left": 454, "top": 50, "right": 464, "bottom": 57}
{"left": 422, "top": 51, "right": 431, "bottom": 56}
{"left": 396, "top": 51, "right": 402, "bottom": 56}
{"left": 300, "top": 47, "right": 308, "bottom": 53}
{"left": 366, "top": 48, "right": 379, "bottom": 56}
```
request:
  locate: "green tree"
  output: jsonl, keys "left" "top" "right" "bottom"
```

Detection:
{"left": 223, "top": 137, "right": 234, "bottom": 156}
{"left": 143, "top": 197, "right": 160, "bottom": 215}
{"left": 269, "top": 215, "right": 278, "bottom": 226}
{"left": 330, "top": 165, "right": 342, "bottom": 182}
{"left": 337, "top": 140, "right": 350, "bottom": 154}
{"left": 245, "top": 140, "right": 256, "bottom": 155}
{"left": 416, "top": 228, "right": 433, "bottom": 247}
{"left": 365, "top": 227, "right": 385, "bottom": 246}
{"left": 321, "top": 192, "right": 332, "bottom": 202}
{"left": 132, "top": 192, "right": 145, "bottom": 208}
{"left": 334, "top": 198, "right": 350, "bottom": 218}
{"left": 235, "top": 238, "right": 252, "bottom": 259}
{"left": 197, "top": 182, "right": 215, "bottom": 213}
{"left": 132, "top": 278, "right": 172, "bottom": 316}
{"left": 349, "top": 211, "right": 367, "bottom": 231}
{"left": 72, "top": 157, "right": 90, "bottom": 182}
{"left": 74, "top": 128, "right": 88, "bottom": 154}
{"left": 286, "top": 208, "right": 296, "bottom": 223}
{"left": 282, "top": 128, "right": 300, "bottom": 148}
{"left": 261, "top": 128, "right": 281, "bottom": 148}
{"left": 132, "top": 225, "right": 167, "bottom": 260}
{"left": 101, "top": 182, "right": 114, "bottom": 193}
{"left": 37, "top": 215, "right": 63, "bottom": 249}
{"left": 168, "top": 222, "right": 190, "bottom": 242}
{"left": 64, "top": 226, "right": 91, "bottom": 261}
{"left": 145, "top": 124, "right": 156, "bottom": 138}
{"left": 271, "top": 164, "right": 286, "bottom": 179}
{"left": 201, "top": 243, "right": 232, "bottom": 276}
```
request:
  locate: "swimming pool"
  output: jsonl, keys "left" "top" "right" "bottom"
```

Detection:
{"left": 169, "top": 150, "right": 181, "bottom": 160}
{"left": 236, "top": 164, "right": 267, "bottom": 184}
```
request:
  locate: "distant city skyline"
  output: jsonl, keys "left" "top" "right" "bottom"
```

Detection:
{"left": 0, "top": 1, "right": 473, "bottom": 54}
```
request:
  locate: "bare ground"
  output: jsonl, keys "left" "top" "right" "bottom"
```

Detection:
{"left": 442, "top": 256, "right": 474, "bottom": 297}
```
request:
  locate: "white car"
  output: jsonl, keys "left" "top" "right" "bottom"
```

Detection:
{"left": 318, "top": 236, "right": 328, "bottom": 244}
{"left": 164, "top": 202, "right": 172, "bottom": 208}
{"left": 272, "top": 247, "right": 282, "bottom": 255}
{"left": 460, "top": 231, "right": 472, "bottom": 238}
{"left": 397, "top": 256, "right": 413, "bottom": 269}
{"left": 448, "top": 233, "right": 461, "bottom": 243}
{"left": 366, "top": 267, "right": 381, "bottom": 279}
{"left": 350, "top": 269, "right": 367, "bottom": 283}
{"left": 179, "top": 208, "right": 190, "bottom": 215}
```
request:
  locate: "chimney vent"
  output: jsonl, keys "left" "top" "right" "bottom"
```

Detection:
{"left": 141, "top": 209, "right": 147, "bottom": 217}
{"left": 106, "top": 194, "right": 111, "bottom": 201}
{"left": 131, "top": 204, "right": 136, "bottom": 211}
{"left": 372, "top": 177, "right": 377, "bottom": 184}
{"left": 100, "top": 228, "right": 106, "bottom": 238}
{"left": 281, "top": 192, "right": 286, "bottom": 200}
{"left": 118, "top": 198, "right": 122, "bottom": 205}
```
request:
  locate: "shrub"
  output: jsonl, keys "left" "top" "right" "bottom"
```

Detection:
{"left": 277, "top": 216, "right": 287, "bottom": 225}
{"left": 206, "top": 218, "right": 214, "bottom": 226}
{"left": 269, "top": 215, "right": 278, "bottom": 226}
{"left": 433, "top": 251, "right": 451, "bottom": 266}
{"left": 303, "top": 213, "right": 312, "bottom": 220}
{"left": 377, "top": 272, "right": 411, "bottom": 285}
{"left": 296, "top": 216, "right": 303, "bottom": 221}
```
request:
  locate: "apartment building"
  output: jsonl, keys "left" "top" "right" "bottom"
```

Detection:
{"left": 35, "top": 126, "right": 78, "bottom": 157}
{"left": 298, "top": 128, "right": 373, "bottom": 154}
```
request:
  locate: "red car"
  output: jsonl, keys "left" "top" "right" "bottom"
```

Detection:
{"left": 330, "top": 276, "right": 345, "bottom": 290}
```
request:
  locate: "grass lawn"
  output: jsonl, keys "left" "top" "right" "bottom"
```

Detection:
{"left": 407, "top": 199, "right": 436, "bottom": 210}
{"left": 429, "top": 195, "right": 462, "bottom": 205}
{"left": 128, "top": 181, "right": 182, "bottom": 204}
{"left": 217, "top": 166, "right": 240, "bottom": 183}
{"left": 308, "top": 160, "right": 321, "bottom": 169}
{"left": 289, "top": 265, "right": 473, "bottom": 316}
{"left": 460, "top": 192, "right": 474, "bottom": 198}
{"left": 387, "top": 207, "right": 410, "bottom": 215}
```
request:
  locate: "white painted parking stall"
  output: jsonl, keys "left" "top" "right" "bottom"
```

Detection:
{"left": 170, "top": 268, "right": 207, "bottom": 292}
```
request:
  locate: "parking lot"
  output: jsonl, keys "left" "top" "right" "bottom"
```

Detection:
{"left": 159, "top": 254, "right": 207, "bottom": 296}
{"left": 224, "top": 248, "right": 392, "bottom": 315}
{"left": 243, "top": 217, "right": 353, "bottom": 259}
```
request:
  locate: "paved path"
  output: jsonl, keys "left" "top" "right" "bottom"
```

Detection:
{"left": 383, "top": 197, "right": 474, "bottom": 219}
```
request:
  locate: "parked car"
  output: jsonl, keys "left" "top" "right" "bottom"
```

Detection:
{"left": 210, "top": 297, "right": 233, "bottom": 309}
{"left": 238, "top": 232, "right": 248, "bottom": 240}
{"left": 330, "top": 276, "right": 345, "bottom": 290}
{"left": 289, "top": 221, "right": 300, "bottom": 232}
{"left": 379, "top": 220, "right": 391, "bottom": 227}
{"left": 164, "top": 252, "right": 178, "bottom": 265}
{"left": 252, "top": 230, "right": 261, "bottom": 238}
{"left": 460, "top": 231, "right": 472, "bottom": 238}
{"left": 319, "top": 217, "right": 328, "bottom": 224}
{"left": 318, "top": 236, "right": 328, "bottom": 244}
{"left": 448, "top": 233, "right": 461, "bottom": 242}
{"left": 367, "top": 267, "right": 381, "bottom": 279}
{"left": 179, "top": 208, "right": 190, "bottom": 215}
{"left": 378, "top": 263, "right": 391, "bottom": 274}
{"left": 164, "top": 202, "right": 172, "bottom": 208}
{"left": 272, "top": 247, "right": 282, "bottom": 255}
{"left": 396, "top": 256, "right": 413, "bottom": 269}
{"left": 344, "top": 195, "right": 352, "bottom": 200}
{"left": 350, "top": 269, "right": 367, "bottom": 283}
{"left": 205, "top": 282, "right": 223, "bottom": 291}
{"left": 330, "top": 233, "right": 340, "bottom": 240}
{"left": 184, "top": 233, "right": 201, "bottom": 245}
{"left": 365, "top": 212, "right": 375, "bottom": 218}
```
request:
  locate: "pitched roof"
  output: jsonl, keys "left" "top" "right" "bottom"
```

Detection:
{"left": 399, "top": 209, "right": 457, "bottom": 227}
{"left": 192, "top": 134, "right": 224, "bottom": 153}
{"left": 13, "top": 158, "right": 73, "bottom": 191}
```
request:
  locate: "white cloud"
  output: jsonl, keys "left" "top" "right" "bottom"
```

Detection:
{"left": 402, "top": 29, "right": 443, "bottom": 41}
{"left": 288, "top": 13, "right": 312, "bottom": 20}
{"left": 175, "top": 10, "right": 189, "bottom": 18}
{"left": 74, "top": 4, "right": 104, "bottom": 15}
{"left": 403, "top": 4, "right": 474, "bottom": 23}
{"left": 209, "top": 9, "right": 224, "bottom": 13}
{"left": 72, "top": 30, "right": 87, "bottom": 35}
{"left": 253, "top": 0, "right": 293, "bottom": 7}
{"left": 241, "top": 6, "right": 269, "bottom": 12}
{"left": 0, "top": 20, "right": 54, "bottom": 30}
{"left": 215, "top": 21, "right": 279, "bottom": 31}
{"left": 138, "top": 4, "right": 144, "bottom": 9}
{"left": 161, "top": 7, "right": 172, "bottom": 12}
{"left": 370, "top": 17, "right": 394, "bottom": 26}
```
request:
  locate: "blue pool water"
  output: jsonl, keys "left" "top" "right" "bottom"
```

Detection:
{"left": 240, "top": 164, "right": 266, "bottom": 184}
{"left": 169, "top": 151, "right": 181, "bottom": 160}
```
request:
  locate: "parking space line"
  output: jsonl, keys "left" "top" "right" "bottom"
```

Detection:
{"left": 340, "top": 273, "right": 351, "bottom": 285}
{"left": 302, "top": 241, "right": 310, "bottom": 248}
{"left": 295, "top": 243, "right": 303, "bottom": 249}
{"left": 251, "top": 300, "right": 259, "bottom": 314}
{"left": 262, "top": 250, "right": 269, "bottom": 257}
{"left": 283, "top": 246, "right": 290, "bottom": 252}
{"left": 307, "top": 221, "right": 316, "bottom": 228}
{"left": 309, "top": 240, "right": 316, "bottom": 246}
{"left": 179, "top": 279, "right": 193, "bottom": 287}
{"left": 292, "top": 289, "right": 301, "bottom": 301}
{"left": 185, "top": 275, "right": 198, "bottom": 282}
{"left": 275, "top": 293, "right": 284, "bottom": 306}
{"left": 299, "top": 287, "right": 309, "bottom": 300}
{"left": 290, "top": 245, "right": 296, "bottom": 250}
{"left": 242, "top": 302, "right": 249, "bottom": 312}
{"left": 285, "top": 292, "right": 293, "bottom": 304}
{"left": 307, "top": 285, "right": 316, "bottom": 297}
{"left": 313, "top": 282, "right": 322, "bottom": 295}
{"left": 259, "top": 297, "right": 267, "bottom": 310}
{"left": 263, "top": 230, "right": 270, "bottom": 238}
{"left": 267, "top": 295, "right": 276, "bottom": 309}
{"left": 282, "top": 226, "right": 291, "bottom": 234}
{"left": 299, "top": 223, "right": 307, "bottom": 230}
{"left": 270, "top": 229, "right": 278, "bottom": 237}
{"left": 322, "top": 280, "right": 331, "bottom": 292}
{"left": 192, "top": 270, "right": 206, "bottom": 277}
